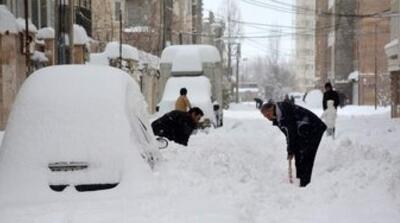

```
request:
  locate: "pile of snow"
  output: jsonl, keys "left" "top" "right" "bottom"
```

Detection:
{"left": 338, "top": 105, "right": 390, "bottom": 116}
{"left": 89, "top": 53, "right": 109, "bottom": 66}
{"left": 16, "top": 18, "right": 37, "bottom": 33}
{"left": 158, "top": 76, "right": 216, "bottom": 124}
{"left": 104, "top": 41, "right": 139, "bottom": 61}
{"left": 30, "top": 50, "right": 48, "bottom": 62}
{"left": 304, "top": 89, "right": 323, "bottom": 108}
{"left": 37, "top": 27, "right": 55, "bottom": 39}
{"left": 160, "top": 45, "right": 221, "bottom": 74}
{"left": 0, "top": 65, "right": 159, "bottom": 207}
{"left": 0, "top": 5, "right": 18, "bottom": 34}
{"left": 73, "top": 24, "right": 89, "bottom": 45}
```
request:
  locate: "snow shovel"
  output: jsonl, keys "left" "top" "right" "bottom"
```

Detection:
{"left": 288, "top": 159, "right": 293, "bottom": 184}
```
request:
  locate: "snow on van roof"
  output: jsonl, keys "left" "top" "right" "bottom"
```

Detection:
{"left": 160, "top": 44, "right": 221, "bottom": 63}
{"left": 37, "top": 27, "right": 55, "bottom": 39}
{"left": 105, "top": 41, "right": 140, "bottom": 61}
{"left": 160, "top": 45, "right": 221, "bottom": 73}
{"left": 0, "top": 5, "right": 18, "bottom": 34}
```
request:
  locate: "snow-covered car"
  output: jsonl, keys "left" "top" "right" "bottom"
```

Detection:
{"left": 0, "top": 65, "right": 160, "bottom": 222}
{"left": 157, "top": 75, "right": 219, "bottom": 126}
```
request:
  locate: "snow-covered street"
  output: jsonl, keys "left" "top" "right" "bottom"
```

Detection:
{"left": 0, "top": 103, "right": 399, "bottom": 223}
{"left": 153, "top": 103, "right": 400, "bottom": 222}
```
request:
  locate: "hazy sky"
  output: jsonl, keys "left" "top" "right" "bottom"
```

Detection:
{"left": 203, "top": 0, "right": 295, "bottom": 60}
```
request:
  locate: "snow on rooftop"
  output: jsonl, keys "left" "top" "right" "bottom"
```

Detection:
{"left": 160, "top": 45, "right": 222, "bottom": 65}
{"left": 37, "top": 27, "right": 55, "bottom": 39}
{"left": 0, "top": 5, "right": 18, "bottom": 34}
{"left": 16, "top": 18, "right": 37, "bottom": 33}
{"left": 73, "top": 24, "right": 89, "bottom": 45}
{"left": 105, "top": 42, "right": 139, "bottom": 61}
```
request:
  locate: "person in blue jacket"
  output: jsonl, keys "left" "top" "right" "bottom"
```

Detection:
{"left": 261, "top": 101, "right": 327, "bottom": 187}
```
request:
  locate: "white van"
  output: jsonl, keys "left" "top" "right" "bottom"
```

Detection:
{"left": 157, "top": 75, "right": 219, "bottom": 126}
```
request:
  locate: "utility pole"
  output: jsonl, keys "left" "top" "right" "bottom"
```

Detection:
{"left": 55, "top": 0, "right": 74, "bottom": 64}
{"left": 235, "top": 43, "right": 241, "bottom": 103}
{"left": 161, "top": 0, "right": 167, "bottom": 50}
{"left": 119, "top": 8, "right": 122, "bottom": 69}
{"left": 24, "top": 0, "right": 30, "bottom": 75}
{"left": 68, "top": 0, "right": 74, "bottom": 64}
{"left": 374, "top": 23, "right": 378, "bottom": 110}
{"left": 227, "top": 0, "right": 232, "bottom": 80}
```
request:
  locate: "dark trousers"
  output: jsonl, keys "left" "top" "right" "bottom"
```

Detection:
{"left": 294, "top": 130, "right": 324, "bottom": 187}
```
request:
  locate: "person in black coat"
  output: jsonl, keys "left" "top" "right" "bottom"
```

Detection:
{"left": 254, "top": 97, "right": 264, "bottom": 109}
{"left": 151, "top": 107, "right": 204, "bottom": 146}
{"left": 323, "top": 82, "right": 340, "bottom": 110}
{"left": 261, "top": 101, "right": 327, "bottom": 187}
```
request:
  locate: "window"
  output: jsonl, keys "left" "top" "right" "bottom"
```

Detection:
{"left": 31, "top": 0, "right": 48, "bottom": 28}
{"left": 114, "top": 1, "right": 121, "bottom": 21}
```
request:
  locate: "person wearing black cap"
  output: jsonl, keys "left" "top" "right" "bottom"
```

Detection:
{"left": 260, "top": 101, "right": 326, "bottom": 187}
{"left": 323, "top": 82, "right": 340, "bottom": 110}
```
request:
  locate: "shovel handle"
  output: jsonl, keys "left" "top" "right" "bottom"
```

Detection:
{"left": 288, "top": 159, "right": 293, "bottom": 184}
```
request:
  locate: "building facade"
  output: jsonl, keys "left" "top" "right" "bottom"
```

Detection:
{"left": 315, "top": 0, "right": 391, "bottom": 106}
{"left": 315, "top": 0, "right": 356, "bottom": 105}
{"left": 385, "top": 0, "right": 400, "bottom": 118}
{"left": 295, "top": 0, "right": 316, "bottom": 92}
{"left": 354, "top": 0, "right": 390, "bottom": 106}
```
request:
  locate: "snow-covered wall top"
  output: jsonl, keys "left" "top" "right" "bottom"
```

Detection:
{"left": 73, "top": 24, "right": 89, "bottom": 45}
{"left": 138, "top": 51, "right": 160, "bottom": 70}
{"left": 16, "top": 18, "right": 37, "bottom": 33}
{"left": 0, "top": 5, "right": 18, "bottom": 34}
{"left": 30, "top": 50, "right": 48, "bottom": 62}
{"left": 89, "top": 44, "right": 160, "bottom": 69}
{"left": 105, "top": 41, "right": 140, "bottom": 61}
{"left": 37, "top": 27, "right": 55, "bottom": 39}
